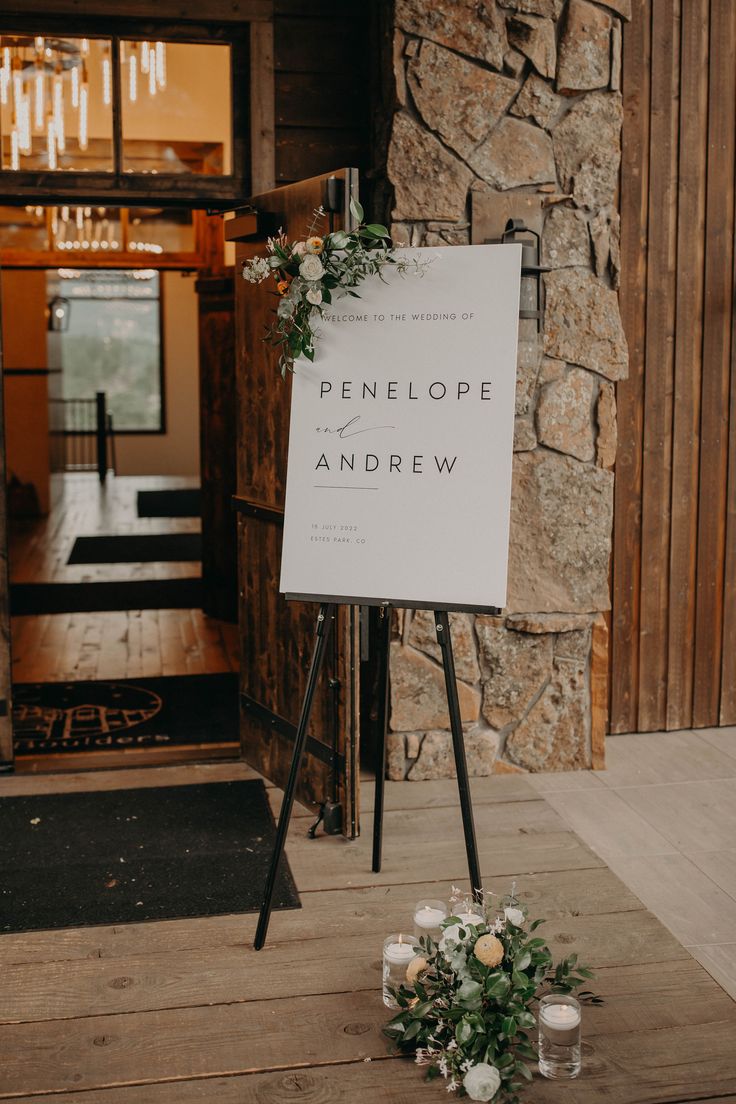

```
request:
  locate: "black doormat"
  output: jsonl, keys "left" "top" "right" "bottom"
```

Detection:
{"left": 68, "top": 533, "right": 202, "bottom": 564}
{"left": 0, "top": 780, "right": 300, "bottom": 932}
{"left": 137, "top": 488, "right": 201, "bottom": 518}
{"left": 11, "top": 578, "right": 203, "bottom": 615}
{"left": 13, "top": 673, "right": 238, "bottom": 757}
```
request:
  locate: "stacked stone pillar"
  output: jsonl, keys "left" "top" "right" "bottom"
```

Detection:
{"left": 384, "top": 0, "right": 629, "bottom": 777}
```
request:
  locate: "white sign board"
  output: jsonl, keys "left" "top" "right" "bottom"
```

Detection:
{"left": 279, "top": 244, "right": 522, "bottom": 611}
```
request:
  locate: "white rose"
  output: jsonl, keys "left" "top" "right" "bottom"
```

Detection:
{"left": 438, "top": 922, "right": 470, "bottom": 952}
{"left": 462, "top": 1062, "right": 501, "bottom": 1102}
{"left": 306, "top": 285, "right": 323, "bottom": 306}
{"left": 299, "top": 254, "right": 324, "bottom": 281}
{"left": 504, "top": 907, "right": 524, "bottom": 928}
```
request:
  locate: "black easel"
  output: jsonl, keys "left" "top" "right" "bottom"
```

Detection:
{"left": 254, "top": 602, "right": 484, "bottom": 950}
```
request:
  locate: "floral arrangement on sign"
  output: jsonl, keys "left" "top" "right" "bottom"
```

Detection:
{"left": 384, "top": 886, "right": 599, "bottom": 1102}
{"left": 241, "top": 197, "right": 428, "bottom": 376}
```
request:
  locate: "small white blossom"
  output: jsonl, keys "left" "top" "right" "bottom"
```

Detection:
{"left": 292, "top": 240, "right": 307, "bottom": 256}
{"left": 438, "top": 1058, "right": 449, "bottom": 1078}
{"left": 241, "top": 256, "right": 270, "bottom": 284}
{"left": 306, "top": 285, "right": 323, "bottom": 306}
{"left": 447, "top": 1079, "right": 459, "bottom": 1093}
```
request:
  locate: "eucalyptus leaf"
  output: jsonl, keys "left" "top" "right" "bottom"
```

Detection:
{"left": 349, "top": 196, "right": 364, "bottom": 223}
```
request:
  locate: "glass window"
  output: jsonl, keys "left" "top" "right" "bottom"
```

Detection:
{"left": 47, "top": 269, "right": 163, "bottom": 432}
{"left": 0, "top": 36, "right": 114, "bottom": 172}
{"left": 0, "top": 204, "right": 48, "bottom": 248}
{"left": 120, "top": 41, "right": 231, "bottom": 175}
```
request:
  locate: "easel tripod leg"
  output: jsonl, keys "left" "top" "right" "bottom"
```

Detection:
{"left": 434, "top": 610, "right": 483, "bottom": 899}
{"left": 254, "top": 603, "right": 336, "bottom": 950}
{"left": 371, "top": 605, "right": 391, "bottom": 873}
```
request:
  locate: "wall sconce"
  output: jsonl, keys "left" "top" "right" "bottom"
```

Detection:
{"left": 501, "top": 218, "right": 549, "bottom": 332}
{"left": 48, "top": 295, "right": 71, "bottom": 332}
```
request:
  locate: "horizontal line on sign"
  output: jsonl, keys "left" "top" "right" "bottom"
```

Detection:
{"left": 313, "top": 485, "right": 379, "bottom": 490}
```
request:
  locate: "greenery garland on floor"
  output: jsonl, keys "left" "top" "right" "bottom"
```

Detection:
{"left": 384, "top": 887, "right": 600, "bottom": 1101}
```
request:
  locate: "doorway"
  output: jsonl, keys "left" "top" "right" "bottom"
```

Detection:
{"left": 1, "top": 207, "right": 240, "bottom": 772}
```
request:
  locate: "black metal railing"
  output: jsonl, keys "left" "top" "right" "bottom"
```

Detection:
{"left": 49, "top": 391, "right": 116, "bottom": 483}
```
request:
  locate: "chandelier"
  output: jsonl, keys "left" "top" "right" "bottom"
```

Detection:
{"left": 0, "top": 36, "right": 167, "bottom": 171}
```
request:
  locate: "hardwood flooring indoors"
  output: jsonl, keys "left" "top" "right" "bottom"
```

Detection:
{"left": 8, "top": 473, "right": 238, "bottom": 772}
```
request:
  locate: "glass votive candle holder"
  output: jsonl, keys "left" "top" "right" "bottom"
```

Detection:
{"left": 382, "top": 933, "right": 420, "bottom": 1008}
{"left": 453, "top": 899, "right": 485, "bottom": 928}
{"left": 414, "top": 899, "right": 448, "bottom": 943}
{"left": 538, "top": 993, "right": 582, "bottom": 1079}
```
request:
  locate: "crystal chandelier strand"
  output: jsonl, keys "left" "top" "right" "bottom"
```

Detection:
{"left": 155, "top": 41, "right": 166, "bottom": 90}
{"left": 102, "top": 46, "right": 111, "bottom": 106}
{"left": 141, "top": 40, "right": 150, "bottom": 74}
{"left": 47, "top": 112, "right": 57, "bottom": 171}
{"left": 129, "top": 45, "right": 137, "bottom": 103}
{"left": 34, "top": 61, "right": 45, "bottom": 130}
{"left": 53, "top": 65, "right": 65, "bottom": 153}
{"left": 71, "top": 62, "right": 79, "bottom": 109}
{"left": 78, "top": 66, "right": 88, "bottom": 151}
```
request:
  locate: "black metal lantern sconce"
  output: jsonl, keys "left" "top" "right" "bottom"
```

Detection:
{"left": 47, "top": 295, "right": 71, "bottom": 333}
{"left": 499, "top": 219, "right": 550, "bottom": 332}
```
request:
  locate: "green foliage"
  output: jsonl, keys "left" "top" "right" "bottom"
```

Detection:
{"left": 240, "top": 205, "right": 428, "bottom": 376}
{"left": 383, "top": 894, "right": 599, "bottom": 1101}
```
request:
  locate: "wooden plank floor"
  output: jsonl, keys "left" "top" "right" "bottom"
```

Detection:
{"left": 1, "top": 764, "right": 734, "bottom": 1103}
{"left": 8, "top": 473, "right": 239, "bottom": 771}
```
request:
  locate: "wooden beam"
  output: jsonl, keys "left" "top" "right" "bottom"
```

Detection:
{"left": 0, "top": 1, "right": 273, "bottom": 22}
{"left": 249, "top": 20, "right": 276, "bottom": 194}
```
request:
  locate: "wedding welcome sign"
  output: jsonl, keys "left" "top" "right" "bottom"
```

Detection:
{"left": 279, "top": 244, "right": 522, "bottom": 611}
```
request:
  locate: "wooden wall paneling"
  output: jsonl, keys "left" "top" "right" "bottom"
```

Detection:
{"left": 636, "top": 0, "right": 680, "bottom": 731}
{"left": 250, "top": 20, "right": 276, "bottom": 194}
{"left": 610, "top": 0, "right": 651, "bottom": 733}
{"left": 273, "top": 6, "right": 370, "bottom": 186}
{"left": 720, "top": 200, "right": 736, "bottom": 722}
{"left": 692, "top": 0, "right": 736, "bottom": 727}
{"left": 197, "top": 273, "right": 238, "bottom": 624}
{"left": 666, "top": 0, "right": 709, "bottom": 730}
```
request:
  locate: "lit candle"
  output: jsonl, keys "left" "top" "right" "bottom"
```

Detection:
{"left": 382, "top": 933, "right": 420, "bottom": 1009}
{"left": 539, "top": 999, "right": 581, "bottom": 1047}
{"left": 413, "top": 899, "right": 448, "bottom": 942}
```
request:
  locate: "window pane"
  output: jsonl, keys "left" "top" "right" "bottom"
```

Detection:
{"left": 47, "top": 269, "right": 162, "bottom": 432}
{"left": 0, "top": 35, "right": 113, "bottom": 172}
{"left": 0, "top": 205, "right": 48, "bottom": 248}
{"left": 128, "top": 207, "right": 195, "bottom": 254}
{"left": 120, "top": 41, "right": 231, "bottom": 175}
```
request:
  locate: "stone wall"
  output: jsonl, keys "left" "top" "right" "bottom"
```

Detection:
{"left": 384, "top": 0, "right": 629, "bottom": 777}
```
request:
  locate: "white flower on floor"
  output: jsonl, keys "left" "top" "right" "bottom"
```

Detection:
{"left": 462, "top": 1062, "right": 501, "bottom": 1101}
{"left": 29, "top": 817, "right": 41, "bottom": 825}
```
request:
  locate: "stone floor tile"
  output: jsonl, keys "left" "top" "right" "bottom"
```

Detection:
{"left": 616, "top": 779, "right": 736, "bottom": 852}
{"left": 540, "top": 787, "right": 676, "bottom": 860}
{"left": 688, "top": 943, "right": 736, "bottom": 1002}
{"left": 603, "top": 852, "right": 736, "bottom": 946}
{"left": 685, "top": 850, "right": 736, "bottom": 902}
{"left": 697, "top": 726, "right": 736, "bottom": 762}
{"left": 600, "top": 730, "right": 736, "bottom": 787}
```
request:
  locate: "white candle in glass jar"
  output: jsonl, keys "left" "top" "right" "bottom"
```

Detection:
{"left": 539, "top": 1001, "right": 581, "bottom": 1045}
{"left": 415, "top": 905, "right": 447, "bottom": 930}
{"left": 384, "top": 936, "right": 417, "bottom": 965}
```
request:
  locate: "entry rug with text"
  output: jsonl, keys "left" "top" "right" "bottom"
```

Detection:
{"left": 13, "top": 673, "right": 238, "bottom": 757}
{"left": 0, "top": 781, "right": 300, "bottom": 931}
